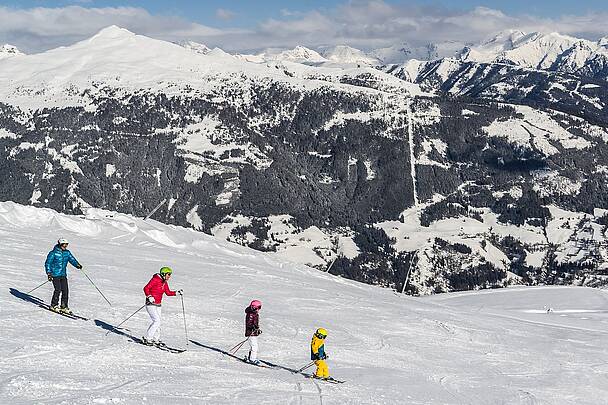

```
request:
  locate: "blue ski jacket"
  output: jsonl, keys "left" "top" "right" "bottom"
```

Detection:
{"left": 45, "top": 245, "right": 80, "bottom": 277}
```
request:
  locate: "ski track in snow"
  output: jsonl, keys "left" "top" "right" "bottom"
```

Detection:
{"left": 406, "top": 100, "right": 419, "bottom": 207}
{"left": 1, "top": 202, "right": 608, "bottom": 404}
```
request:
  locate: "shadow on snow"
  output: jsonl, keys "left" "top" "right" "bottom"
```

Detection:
{"left": 9, "top": 287, "right": 50, "bottom": 308}
{"left": 94, "top": 319, "right": 140, "bottom": 341}
{"left": 188, "top": 339, "right": 306, "bottom": 373}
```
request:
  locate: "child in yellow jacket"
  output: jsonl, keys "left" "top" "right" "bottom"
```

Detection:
{"left": 310, "top": 328, "right": 329, "bottom": 378}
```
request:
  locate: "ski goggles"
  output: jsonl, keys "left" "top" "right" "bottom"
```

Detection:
{"left": 315, "top": 333, "right": 327, "bottom": 339}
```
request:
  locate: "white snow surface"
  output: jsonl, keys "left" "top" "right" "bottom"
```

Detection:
{"left": 2, "top": 202, "right": 608, "bottom": 404}
{"left": 481, "top": 105, "right": 591, "bottom": 156}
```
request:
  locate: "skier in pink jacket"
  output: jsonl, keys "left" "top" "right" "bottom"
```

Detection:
{"left": 245, "top": 300, "right": 262, "bottom": 364}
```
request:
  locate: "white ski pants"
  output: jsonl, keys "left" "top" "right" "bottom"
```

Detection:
{"left": 248, "top": 336, "right": 259, "bottom": 361}
{"left": 145, "top": 305, "right": 162, "bottom": 341}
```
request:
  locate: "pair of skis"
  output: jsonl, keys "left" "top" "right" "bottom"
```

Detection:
{"left": 229, "top": 340, "right": 345, "bottom": 383}
{"left": 254, "top": 359, "right": 345, "bottom": 384}
{"left": 131, "top": 337, "right": 186, "bottom": 353}
{"left": 39, "top": 303, "right": 89, "bottom": 321}
{"left": 40, "top": 300, "right": 185, "bottom": 353}
{"left": 302, "top": 374, "right": 345, "bottom": 384}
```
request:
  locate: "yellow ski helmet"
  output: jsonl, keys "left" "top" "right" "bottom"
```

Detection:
{"left": 159, "top": 266, "right": 173, "bottom": 276}
{"left": 315, "top": 328, "right": 328, "bottom": 339}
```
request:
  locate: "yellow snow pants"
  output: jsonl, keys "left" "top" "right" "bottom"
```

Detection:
{"left": 314, "top": 360, "right": 329, "bottom": 378}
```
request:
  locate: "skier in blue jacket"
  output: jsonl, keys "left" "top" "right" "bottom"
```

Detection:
{"left": 44, "top": 238, "right": 82, "bottom": 314}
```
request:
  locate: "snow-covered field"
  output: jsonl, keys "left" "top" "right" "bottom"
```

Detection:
{"left": 1, "top": 202, "right": 607, "bottom": 404}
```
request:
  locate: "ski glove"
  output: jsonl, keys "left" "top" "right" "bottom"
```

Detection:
{"left": 47, "top": 274, "right": 53, "bottom": 281}
{"left": 177, "top": 289, "right": 184, "bottom": 295}
{"left": 146, "top": 296, "right": 155, "bottom": 304}
{"left": 76, "top": 264, "right": 83, "bottom": 269}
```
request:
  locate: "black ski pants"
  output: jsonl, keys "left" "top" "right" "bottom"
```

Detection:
{"left": 51, "top": 276, "right": 69, "bottom": 308}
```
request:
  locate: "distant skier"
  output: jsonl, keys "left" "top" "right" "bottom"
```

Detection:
{"left": 311, "top": 328, "right": 330, "bottom": 379}
{"left": 245, "top": 300, "right": 262, "bottom": 364}
{"left": 142, "top": 267, "right": 182, "bottom": 346}
{"left": 44, "top": 238, "right": 82, "bottom": 314}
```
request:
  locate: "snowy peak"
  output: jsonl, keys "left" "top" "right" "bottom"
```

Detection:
{"left": 462, "top": 31, "right": 587, "bottom": 67}
{"left": 371, "top": 41, "right": 468, "bottom": 64}
{"left": 371, "top": 43, "right": 419, "bottom": 64}
{"left": 468, "top": 30, "right": 530, "bottom": 56}
{"left": 1, "top": 44, "right": 23, "bottom": 55}
{"left": 279, "top": 46, "right": 325, "bottom": 62}
{"left": 0, "top": 44, "right": 24, "bottom": 60}
{"left": 177, "top": 40, "right": 211, "bottom": 55}
{"left": 320, "top": 45, "right": 379, "bottom": 65}
{"left": 175, "top": 41, "right": 232, "bottom": 59}
{"left": 0, "top": 24, "right": 275, "bottom": 104}
{"left": 88, "top": 25, "right": 136, "bottom": 42}
{"left": 237, "top": 46, "right": 327, "bottom": 64}
{"left": 453, "top": 30, "right": 608, "bottom": 79}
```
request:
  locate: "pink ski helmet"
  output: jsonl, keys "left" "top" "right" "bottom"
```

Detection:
{"left": 250, "top": 300, "right": 262, "bottom": 310}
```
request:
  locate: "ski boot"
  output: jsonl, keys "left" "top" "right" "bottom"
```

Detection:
{"left": 154, "top": 340, "right": 167, "bottom": 347}
{"left": 244, "top": 356, "right": 260, "bottom": 365}
{"left": 60, "top": 307, "right": 73, "bottom": 315}
{"left": 50, "top": 305, "right": 61, "bottom": 313}
{"left": 141, "top": 337, "right": 154, "bottom": 346}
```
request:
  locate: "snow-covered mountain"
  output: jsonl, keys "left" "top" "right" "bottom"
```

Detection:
{"left": 0, "top": 26, "right": 607, "bottom": 296}
{"left": 0, "top": 44, "right": 24, "bottom": 60}
{"left": 193, "top": 30, "right": 608, "bottom": 75}
{"left": 3, "top": 202, "right": 607, "bottom": 404}
{"left": 273, "top": 46, "right": 327, "bottom": 63}
{"left": 319, "top": 45, "right": 379, "bottom": 65}
{"left": 176, "top": 40, "right": 212, "bottom": 55}
{"left": 371, "top": 41, "right": 466, "bottom": 64}
{"left": 455, "top": 30, "right": 608, "bottom": 80}
{"left": 237, "top": 46, "right": 328, "bottom": 65}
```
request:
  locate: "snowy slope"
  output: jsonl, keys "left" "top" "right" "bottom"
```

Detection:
{"left": 176, "top": 40, "right": 212, "bottom": 55}
{"left": 2, "top": 202, "right": 608, "bottom": 404}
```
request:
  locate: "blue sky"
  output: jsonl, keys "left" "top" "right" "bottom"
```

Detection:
{"left": 0, "top": 0, "right": 607, "bottom": 52}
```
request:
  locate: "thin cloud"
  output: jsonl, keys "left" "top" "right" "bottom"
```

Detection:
{"left": 215, "top": 8, "right": 235, "bottom": 21}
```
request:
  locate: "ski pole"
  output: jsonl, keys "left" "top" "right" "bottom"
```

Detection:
{"left": 229, "top": 338, "right": 249, "bottom": 354}
{"left": 297, "top": 361, "right": 315, "bottom": 373}
{"left": 180, "top": 293, "right": 189, "bottom": 347}
{"left": 81, "top": 268, "right": 112, "bottom": 307}
{"left": 230, "top": 339, "right": 248, "bottom": 354}
{"left": 27, "top": 280, "right": 50, "bottom": 294}
{"left": 105, "top": 304, "right": 146, "bottom": 336}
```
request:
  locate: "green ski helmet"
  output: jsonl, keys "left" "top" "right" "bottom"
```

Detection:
{"left": 159, "top": 266, "right": 173, "bottom": 276}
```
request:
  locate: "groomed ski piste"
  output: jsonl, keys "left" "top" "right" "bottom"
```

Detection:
{"left": 1, "top": 202, "right": 607, "bottom": 404}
